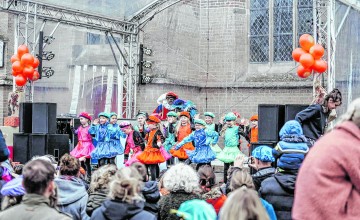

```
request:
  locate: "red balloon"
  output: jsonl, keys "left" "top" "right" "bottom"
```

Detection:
{"left": 29, "top": 71, "right": 40, "bottom": 81}
{"left": 17, "top": 45, "right": 29, "bottom": 57}
{"left": 20, "top": 53, "right": 35, "bottom": 66}
{"left": 299, "top": 34, "right": 315, "bottom": 52}
{"left": 12, "top": 61, "right": 23, "bottom": 73}
{"left": 10, "top": 54, "right": 20, "bottom": 63}
{"left": 15, "top": 75, "right": 27, "bottom": 86}
{"left": 12, "top": 70, "right": 20, "bottom": 76}
{"left": 299, "top": 53, "right": 315, "bottom": 68}
{"left": 23, "top": 66, "right": 34, "bottom": 78}
{"left": 292, "top": 48, "right": 306, "bottom": 62}
{"left": 309, "top": 44, "right": 325, "bottom": 59}
{"left": 297, "top": 65, "right": 312, "bottom": 78}
{"left": 32, "top": 58, "right": 40, "bottom": 68}
{"left": 312, "top": 60, "right": 327, "bottom": 73}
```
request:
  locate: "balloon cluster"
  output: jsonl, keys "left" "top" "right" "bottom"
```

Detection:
{"left": 11, "top": 45, "right": 40, "bottom": 86}
{"left": 292, "top": 34, "right": 327, "bottom": 78}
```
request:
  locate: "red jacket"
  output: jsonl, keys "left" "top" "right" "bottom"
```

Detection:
{"left": 293, "top": 121, "right": 360, "bottom": 220}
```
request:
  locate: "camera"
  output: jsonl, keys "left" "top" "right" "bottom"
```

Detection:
{"left": 243, "top": 156, "right": 254, "bottom": 164}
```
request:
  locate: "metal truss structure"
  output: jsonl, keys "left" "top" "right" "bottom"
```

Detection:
{"left": 0, "top": 0, "right": 138, "bottom": 118}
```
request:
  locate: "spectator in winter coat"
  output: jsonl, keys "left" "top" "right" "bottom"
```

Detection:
{"left": 293, "top": 98, "right": 360, "bottom": 220}
{"left": 158, "top": 163, "right": 201, "bottom": 220}
{"left": 295, "top": 88, "right": 342, "bottom": 147}
{"left": 0, "top": 159, "right": 71, "bottom": 220}
{"left": 55, "top": 154, "right": 90, "bottom": 220}
{"left": 91, "top": 167, "right": 156, "bottom": 220}
{"left": 86, "top": 164, "right": 117, "bottom": 216}
{"left": 131, "top": 162, "right": 161, "bottom": 217}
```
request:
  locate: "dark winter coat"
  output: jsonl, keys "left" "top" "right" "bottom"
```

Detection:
{"left": 142, "top": 181, "right": 161, "bottom": 216}
{"left": 0, "top": 130, "right": 9, "bottom": 162}
{"left": 252, "top": 167, "right": 276, "bottom": 191}
{"left": 86, "top": 188, "right": 108, "bottom": 216}
{"left": 295, "top": 104, "right": 329, "bottom": 141}
{"left": 259, "top": 171, "right": 297, "bottom": 220}
{"left": 158, "top": 191, "right": 201, "bottom": 220}
{"left": 90, "top": 199, "right": 156, "bottom": 220}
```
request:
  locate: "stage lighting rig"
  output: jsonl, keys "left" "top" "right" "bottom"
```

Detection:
{"left": 42, "top": 51, "right": 55, "bottom": 61}
{"left": 42, "top": 67, "right": 55, "bottom": 78}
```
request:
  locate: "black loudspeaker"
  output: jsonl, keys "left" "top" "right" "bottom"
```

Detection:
{"left": 19, "top": 103, "right": 33, "bottom": 133}
{"left": 284, "top": 104, "right": 309, "bottom": 122}
{"left": 29, "top": 134, "right": 47, "bottom": 156}
{"left": 32, "top": 103, "right": 57, "bottom": 134}
{"left": 13, "top": 133, "right": 30, "bottom": 164}
{"left": 249, "top": 142, "right": 277, "bottom": 174}
{"left": 47, "top": 134, "right": 70, "bottom": 161}
{"left": 258, "top": 104, "right": 285, "bottom": 142}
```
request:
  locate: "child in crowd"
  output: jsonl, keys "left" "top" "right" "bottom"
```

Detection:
{"left": 108, "top": 112, "right": 126, "bottom": 156}
{"left": 217, "top": 112, "right": 246, "bottom": 183}
{"left": 134, "top": 111, "right": 148, "bottom": 139}
{"left": 163, "top": 111, "right": 178, "bottom": 167}
{"left": 119, "top": 121, "right": 145, "bottom": 166}
{"left": 170, "top": 111, "right": 194, "bottom": 162}
{"left": 245, "top": 114, "right": 259, "bottom": 147}
{"left": 174, "top": 119, "right": 217, "bottom": 170}
{"left": 137, "top": 115, "right": 167, "bottom": 181}
{"left": 70, "top": 112, "right": 95, "bottom": 180}
{"left": 204, "top": 112, "right": 222, "bottom": 154}
{"left": 90, "top": 112, "right": 118, "bottom": 166}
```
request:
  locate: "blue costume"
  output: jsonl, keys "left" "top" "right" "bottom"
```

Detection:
{"left": 175, "top": 128, "right": 217, "bottom": 164}
{"left": 108, "top": 123, "right": 126, "bottom": 155}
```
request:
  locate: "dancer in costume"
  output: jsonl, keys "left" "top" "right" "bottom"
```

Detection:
{"left": 90, "top": 112, "right": 119, "bottom": 166}
{"left": 174, "top": 119, "right": 217, "bottom": 170}
{"left": 169, "top": 111, "right": 195, "bottom": 162}
{"left": 154, "top": 92, "right": 178, "bottom": 120}
{"left": 109, "top": 112, "right": 126, "bottom": 155}
{"left": 163, "top": 111, "right": 178, "bottom": 167}
{"left": 245, "top": 114, "right": 258, "bottom": 149}
{"left": 70, "top": 112, "right": 95, "bottom": 179}
{"left": 204, "top": 112, "right": 222, "bottom": 154}
{"left": 137, "top": 115, "right": 167, "bottom": 181}
{"left": 119, "top": 121, "right": 145, "bottom": 166}
{"left": 134, "top": 111, "right": 148, "bottom": 139}
{"left": 217, "top": 112, "right": 246, "bottom": 183}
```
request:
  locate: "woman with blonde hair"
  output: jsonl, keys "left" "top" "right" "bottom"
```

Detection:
{"left": 158, "top": 163, "right": 201, "bottom": 220}
{"left": 91, "top": 167, "right": 156, "bottom": 220}
{"left": 219, "top": 187, "right": 269, "bottom": 220}
{"left": 86, "top": 164, "right": 117, "bottom": 216}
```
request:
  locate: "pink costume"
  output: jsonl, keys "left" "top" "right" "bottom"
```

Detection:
{"left": 124, "top": 130, "right": 143, "bottom": 166}
{"left": 70, "top": 125, "right": 95, "bottom": 158}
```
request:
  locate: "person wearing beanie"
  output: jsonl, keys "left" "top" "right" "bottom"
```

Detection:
{"left": 120, "top": 121, "right": 145, "bottom": 166}
{"left": 204, "top": 112, "right": 222, "bottom": 154}
{"left": 217, "top": 112, "right": 246, "bottom": 183}
{"left": 163, "top": 111, "right": 178, "bottom": 167}
{"left": 70, "top": 112, "right": 95, "bottom": 179}
{"left": 170, "top": 111, "right": 195, "bottom": 162}
{"left": 174, "top": 119, "right": 217, "bottom": 170}
{"left": 134, "top": 111, "right": 149, "bottom": 139}
{"left": 137, "top": 115, "right": 168, "bottom": 181}
{"left": 108, "top": 112, "right": 126, "bottom": 159}
{"left": 295, "top": 88, "right": 342, "bottom": 147}
{"left": 245, "top": 114, "right": 259, "bottom": 146}
{"left": 153, "top": 92, "right": 179, "bottom": 121}
{"left": 90, "top": 112, "right": 118, "bottom": 166}
{"left": 293, "top": 98, "right": 360, "bottom": 220}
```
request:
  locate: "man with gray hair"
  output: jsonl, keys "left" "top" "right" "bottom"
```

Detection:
{"left": 0, "top": 159, "right": 71, "bottom": 220}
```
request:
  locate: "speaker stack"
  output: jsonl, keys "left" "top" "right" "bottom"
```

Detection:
{"left": 14, "top": 103, "right": 70, "bottom": 164}
{"left": 249, "top": 104, "right": 309, "bottom": 174}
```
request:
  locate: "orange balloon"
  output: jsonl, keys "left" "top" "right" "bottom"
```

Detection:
{"left": 299, "top": 34, "right": 315, "bottom": 52}
{"left": 30, "top": 71, "right": 40, "bottom": 81}
{"left": 12, "top": 61, "right": 23, "bottom": 73}
{"left": 17, "top": 45, "right": 29, "bottom": 57}
{"left": 32, "top": 58, "right": 40, "bottom": 68}
{"left": 299, "top": 53, "right": 315, "bottom": 68}
{"left": 309, "top": 44, "right": 325, "bottom": 59}
{"left": 23, "top": 66, "right": 35, "bottom": 78}
{"left": 21, "top": 53, "right": 35, "bottom": 66}
{"left": 297, "top": 65, "right": 312, "bottom": 78}
{"left": 12, "top": 70, "right": 20, "bottom": 76}
{"left": 292, "top": 48, "right": 306, "bottom": 62}
{"left": 312, "top": 60, "right": 327, "bottom": 73}
{"left": 15, "top": 74, "right": 27, "bottom": 86}
{"left": 10, "top": 54, "right": 20, "bottom": 63}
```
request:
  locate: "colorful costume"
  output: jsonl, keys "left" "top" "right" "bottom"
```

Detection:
{"left": 124, "top": 130, "right": 145, "bottom": 166}
{"left": 216, "top": 125, "right": 243, "bottom": 163}
{"left": 137, "top": 129, "right": 166, "bottom": 164}
{"left": 175, "top": 128, "right": 217, "bottom": 164}
{"left": 108, "top": 123, "right": 126, "bottom": 155}
{"left": 170, "top": 123, "right": 194, "bottom": 159}
{"left": 70, "top": 125, "right": 95, "bottom": 158}
{"left": 164, "top": 122, "right": 177, "bottom": 152}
